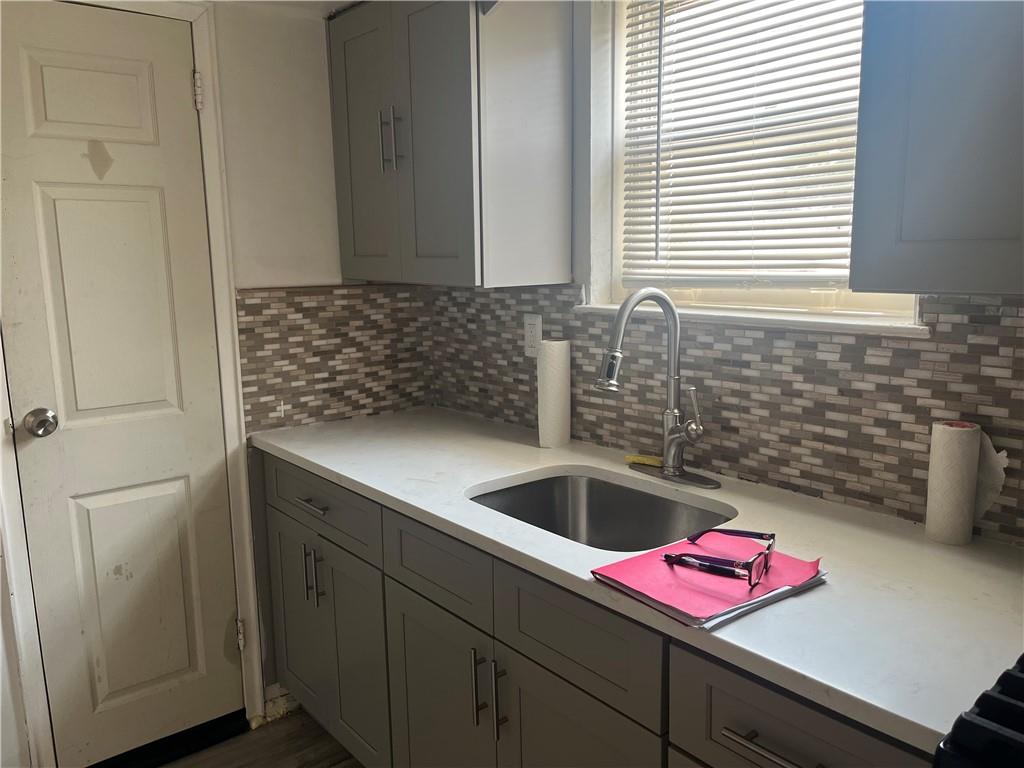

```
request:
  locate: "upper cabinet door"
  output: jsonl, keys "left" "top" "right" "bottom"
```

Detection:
{"left": 850, "top": 1, "right": 1024, "bottom": 294}
{"left": 329, "top": 2, "right": 402, "bottom": 281}
{"left": 392, "top": 2, "right": 481, "bottom": 286}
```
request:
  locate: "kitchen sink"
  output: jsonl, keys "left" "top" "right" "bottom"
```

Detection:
{"left": 471, "top": 473, "right": 736, "bottom": 552}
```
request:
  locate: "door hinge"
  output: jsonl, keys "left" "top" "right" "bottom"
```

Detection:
{"left": 192, "top": 69, "right": 204, "bottom": 111}
{"left": 236, "top": 618, "right": 245, "bottom": 652}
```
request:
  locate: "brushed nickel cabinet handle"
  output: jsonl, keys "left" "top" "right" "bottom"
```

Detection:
{"left": 490, "top": 659, "right": 508, "bottom": 742}
{"left": 469, "top": 648, "right": 488, "bottom": 726}
{"left": 377, "top": 109, "right": 386, "bottom": 174}
{"left": 720, "top": 727, "right": 824, "bottom": 768}
{"left": 301, "top": 543, "right": 312, "bottom": 601}
{"left": 388, "top": 104, "right": 400, "bottom": 170}
{"left": 294, "top": 496, "right": 328, "bottom": 516}
{"left": 311, "top": 548, "right": 325, "bottom": 608}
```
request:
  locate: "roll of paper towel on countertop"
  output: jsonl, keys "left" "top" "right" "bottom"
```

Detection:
{"left": 926, "top": 420, "right": 1008, "bottom": 545}
{"left": 537, "top": 339, "right": 570, "bottom": 448}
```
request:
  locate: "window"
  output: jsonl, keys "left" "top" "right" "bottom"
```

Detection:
{"left": 615, "top": 0, "right": 914, "bottom": 319}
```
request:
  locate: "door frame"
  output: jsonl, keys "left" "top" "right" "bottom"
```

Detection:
{"left": 0, "top": 2, "right": 264, "bottom": 764}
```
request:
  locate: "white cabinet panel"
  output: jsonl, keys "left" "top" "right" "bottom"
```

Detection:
{"left": 850, "top": 0, "right": 1023, "bottom": 294}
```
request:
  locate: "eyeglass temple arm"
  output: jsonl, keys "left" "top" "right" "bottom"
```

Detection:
{"left": 686, "top": 528, "right": 775, "bottom": 543}
{"left": 663, "top": 553, "right": 745, "bottom": 579}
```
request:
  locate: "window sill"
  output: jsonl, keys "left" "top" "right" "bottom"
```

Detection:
{"left": 576, "top": 303, "right": 932, "bottom": 338}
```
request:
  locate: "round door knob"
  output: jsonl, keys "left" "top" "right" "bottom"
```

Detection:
{"left": 22, "top": 408, "right": 58, "bottom": 438}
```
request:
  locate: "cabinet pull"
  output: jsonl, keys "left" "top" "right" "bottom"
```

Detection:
{"left": 377, "top": 109, "right": 386, "bottom": 174}
{"left": 489, "top": 659, "right": 508, "bottom": 741}
{"left": 469, "top": 648, "right": 488, "bottom": 726}
{"left": 311, "top": 548, "right": 326, "bottom": 608}
{"left": 388, "top": 104, "right": 400, "bottom": 170}
{"left": 720, "top": 727, "right": 823, "bottom": 768}
{"left": 294, "top": 496, "right": 329, "bottom": 516}
{"left": 302, "top": 543, "right": 313, "bottom": 601}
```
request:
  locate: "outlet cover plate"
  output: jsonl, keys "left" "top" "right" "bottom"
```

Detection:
{"left": 524, "top": 313, "right": 542, "bottom": 358}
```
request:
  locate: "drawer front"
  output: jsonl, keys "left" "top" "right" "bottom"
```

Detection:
{"left": 265, "top": 455, "right": 382, "bottom": 566}
{"left": 494, "top": 561, "right": 664, "bottom": 733}
{"left": 382, "top": 509, "right": 493, "bottom": 632}
{"left": 669, "top": 645, "right": 929, "bottom": 768}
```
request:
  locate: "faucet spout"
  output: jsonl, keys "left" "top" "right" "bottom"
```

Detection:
{"left": 593, "top": 287, "right": 720, "bottom": 490}
{"left": 595, "top": 288, "right": 680, "bottom": 414}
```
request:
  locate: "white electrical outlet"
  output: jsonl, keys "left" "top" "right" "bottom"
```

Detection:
{"left": 523, "top": 313, "right": 542, "bottom": 358}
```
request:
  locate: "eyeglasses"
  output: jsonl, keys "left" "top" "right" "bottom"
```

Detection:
{"left": 662, "top": 529, "right": 777, "bottom": 588}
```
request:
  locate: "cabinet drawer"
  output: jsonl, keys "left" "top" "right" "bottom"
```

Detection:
{"left": 493, "top": 561, "right": 664, "bottom": 733}
{"left": 382, "top": 509, "right": 493, "bottom": 632}
{"left": 669, "top": 645, "right": 929, "bottom": 768}
{"left": 264, "top": 455, "right": 382, "bottom": 566}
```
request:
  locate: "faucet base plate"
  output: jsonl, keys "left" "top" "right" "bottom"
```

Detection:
{"left": 629, "top": 462, "right": 722, "bottom": 490}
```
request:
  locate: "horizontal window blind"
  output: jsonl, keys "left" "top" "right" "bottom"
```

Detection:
{"left": 622, "top": 0, "right": 864, "bottom": 287}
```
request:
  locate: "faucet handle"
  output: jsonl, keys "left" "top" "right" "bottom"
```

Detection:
{"left": 683, "top": 386, "right": 705, "bottom": 442}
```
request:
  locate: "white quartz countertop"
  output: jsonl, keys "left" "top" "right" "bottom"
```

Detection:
{"left": 251, "top": 407, "right": 1023, "bottom": 755}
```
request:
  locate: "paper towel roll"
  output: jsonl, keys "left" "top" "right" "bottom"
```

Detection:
{"left": 925, "top": 421, "right": 1008, "bottom": 545}
{"left": 926, "top": 421, "right": 979, "bottom": 545}
{"left": 537, "top": 339, "right": 570, "bottom": 448}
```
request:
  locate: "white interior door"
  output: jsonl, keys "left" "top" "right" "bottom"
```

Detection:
{"left": 1, "top": 2, "right": 243, "bottom": 764}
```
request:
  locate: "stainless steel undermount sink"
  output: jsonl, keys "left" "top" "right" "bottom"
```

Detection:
{"left": 471, "top": 473, "right": 737, "bottom": 552}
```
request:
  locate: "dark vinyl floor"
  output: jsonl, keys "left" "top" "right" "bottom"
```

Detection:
{"left": 166, "top": 711, "right": 360, "bottom": 768}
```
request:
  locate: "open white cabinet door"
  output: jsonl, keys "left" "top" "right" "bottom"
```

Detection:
{"left": 1, "top": 2, "right": 243, "bottom": 764}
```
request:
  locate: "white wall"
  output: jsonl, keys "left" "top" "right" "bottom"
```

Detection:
{"left": 214, "top": 1, "right": 342, "bottom": 288}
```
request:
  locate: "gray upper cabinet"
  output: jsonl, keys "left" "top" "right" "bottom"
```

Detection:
{"left": 329, "top": 1, "right": 401, "bottom": 282}
{"left": 328, "top": 1, "right": 572, "bottom": 287}
{"left": 850, "top": 1, "right": 1024, "bottom": 294}
{"left": 393, "top": 1, "right": 480, "bottom": 285}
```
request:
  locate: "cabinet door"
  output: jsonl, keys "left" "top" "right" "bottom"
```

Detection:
{"left": 318, "top": 537, "right": 391, "bottom": 768}
{"left": 392, "top": 1, "right": 481, "bottom": 286}
{"left": 494, "top": 643, "right": 662, "bottom": 768}
{"left": 386, "top": 578, "right": 495, "bottom": 768}
{"left": 266, "top": 507, "right": 332, "bottom": 720}
{"left": 329, "top": 2, "right": 401, "bottom": 281}
{"left": 850, "top": 1, "right": 1023, "bottom": 294}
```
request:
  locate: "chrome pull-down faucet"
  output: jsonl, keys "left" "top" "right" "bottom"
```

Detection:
{"left": 594, "top": 287, "right": 721, "bottom": 490}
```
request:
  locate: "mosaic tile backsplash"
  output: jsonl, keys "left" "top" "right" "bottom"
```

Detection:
{"left": 238, "top": 286, "right": 1023, "bottom": 542}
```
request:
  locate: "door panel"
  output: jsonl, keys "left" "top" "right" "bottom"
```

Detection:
{"left": 268, "top": 507, "right": 329, "bottom": 713}
{"left": 319, "top": 537, "right": 391, "bottom": 768}
{"left": 329, "top": 2, "right": 401, "bottom": 281}
{"left": 386, "top": 578, "right": 495, "bottom": 768}
{"left": 494, "top": 643, "right": 663, "bottom": 768}
{"left": 393, "top": 1, "right": 480, "bottom": 285}
{"left": 1, "top": 2, "right": 242, "bottom": 764}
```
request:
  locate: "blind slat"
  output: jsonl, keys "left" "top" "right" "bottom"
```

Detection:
{"left": 622, "top": 0, "right": 864, "bottom": 287}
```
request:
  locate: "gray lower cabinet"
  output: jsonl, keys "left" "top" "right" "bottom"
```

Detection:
{"left": 494, "top": 642, "right": 662, "bottom": 768}
{"left": 267, "top": 506, "right": 333, "bottom": 715}
{"left": 261, "top": 454, "right": 928, "bottom": 768}
{"left": 385, "top": 578, "right": 496, "bottom": 768}
{"left": 267, "top": 505, "right": 391, "bottom": 768}
{"left": 318, "top": 536, "right": 391, "bottom": 768}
